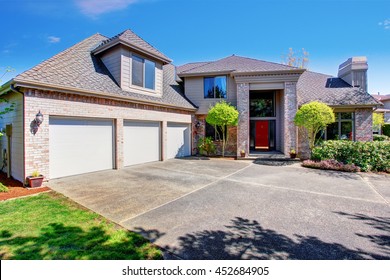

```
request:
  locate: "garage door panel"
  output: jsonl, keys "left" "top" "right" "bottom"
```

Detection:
{"left": 167, "top": 123, "right": 191, "bottom": 159}
{"left": 124, "top": 121, "right": 160, "bottom": 166}
{"left": 49, "top": 118, "right": 114, "bottom": 179}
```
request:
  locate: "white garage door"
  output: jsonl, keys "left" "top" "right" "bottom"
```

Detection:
{"left": 124, "top": 121, "right": 160, "bottom": 166}
{"left": 49, "top": 117, "right": 114, "bottom": 179}
{"left": 167, "top": 122, "right": 191, "bottom": 159}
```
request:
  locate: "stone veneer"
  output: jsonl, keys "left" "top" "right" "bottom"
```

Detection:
{"left": 236, "top": 83, "right": 250, "bottom": 156}
{"left": 23, "top": 89, "right": 192, "bottom": 180}
{"left": 355, "top": 108, "right": 373, "bottom": 141}
{"left": 284, "top": 82, "right": 298, "bottom": 154}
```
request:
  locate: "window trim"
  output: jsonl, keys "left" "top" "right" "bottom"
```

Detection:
{"left": 323, "top": 112, "right": 355, "bottom": 141}
{"left": 203, "top": 76, "right": 228, "bottom": 99}
{"left": 131, "top": 54, "right": 156, "bottom": 91}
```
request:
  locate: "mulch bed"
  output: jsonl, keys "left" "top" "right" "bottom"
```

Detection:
{"left": 0, "top": 172, "right": 50, "bottom": 201}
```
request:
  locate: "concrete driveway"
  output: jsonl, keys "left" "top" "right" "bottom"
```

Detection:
{"left": 49, "top": 158, "right": 390, "bottom": 260}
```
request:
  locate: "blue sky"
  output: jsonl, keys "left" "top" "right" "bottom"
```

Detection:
{"left": 1, "top": 0, "right": 389, "bottom": 94}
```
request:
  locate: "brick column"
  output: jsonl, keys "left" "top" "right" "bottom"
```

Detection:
{"left": 115, "top": 118, "right": 124, "bottom": 169}
{"left": 284, "top": 82, "right": 298, "bottom": 154}
{"left": 236, "top": 83, "right": 250, "bottom": 156}
{"left": 355, "top": 108, "right": 373, "bottom": 141}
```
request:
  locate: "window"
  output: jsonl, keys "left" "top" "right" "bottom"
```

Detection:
{"left": 204, "top": 76, "right": 227, "bottom": 98}
{"left": 250, "top": 91, "right": 275, "bottom": 117}
{"left": 318, "top": 112, "right": 355, "bottom": 141}
{"left": 132, "top": 54, "right": 155, "bottom": 90}
{"left": 205, "top": 122, "right": 226, "bottom": 141}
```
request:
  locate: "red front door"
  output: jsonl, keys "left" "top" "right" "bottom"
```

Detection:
{"left": 255, "top": 121, "right": 269, "bottom": 150}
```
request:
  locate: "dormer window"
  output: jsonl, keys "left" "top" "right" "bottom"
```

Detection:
{"left": 132, "top": 54, "right": 156, "bottom": 90}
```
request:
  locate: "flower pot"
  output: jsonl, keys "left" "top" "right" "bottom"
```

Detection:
{"left": 26, "top": 176, "right": 44, "bottom": 188}
{"left": 240, "top": 152, "right": 245, "bottom": 158}
{"left": 290, "top": 153, "right": 297, "bottom": 159}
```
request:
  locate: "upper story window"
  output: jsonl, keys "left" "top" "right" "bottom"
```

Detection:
{"left": 204, "top": 76, "right": 227, "bottom": 99}
{"left": 132, "top": 54, "right": 155, "bottom": 90}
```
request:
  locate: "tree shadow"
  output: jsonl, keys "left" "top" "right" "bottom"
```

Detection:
{"left": 163, "top": 217, "right": 388, "bottom": 260}
{"left": 0, "top": 223, "right": 161, "bottom": 260}
{"left": 334, "top": 212, "right": 390, "bottom": 256}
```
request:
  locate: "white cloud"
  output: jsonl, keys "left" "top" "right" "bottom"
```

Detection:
{"left": 379, "top": 19, "right": 390, "bottom": 29}
{"left": 48, "top": 36, "right": 61, "bottom": 43}
{"left": 74, "top": 0, "right": 138, "bottom": 17}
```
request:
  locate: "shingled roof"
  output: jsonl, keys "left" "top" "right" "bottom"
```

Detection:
{"left": 177, "top": 55, "right": 298, "bottom": 76}
{"left": 13, "top": 33, "right": 195, "bottom": 110}
{"left": 92, "top": 29, "right": 171, "bottom": 63}
{"left": 297, "top": 71, "right": 381, "bottom": 107}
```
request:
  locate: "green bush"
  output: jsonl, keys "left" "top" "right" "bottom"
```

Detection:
{"left": 383, "top": 124, "right": 390, "bottom": 137}
{"left": 373, "top": 135, "right": 389, "bottom": 141}
{"left": 197, "top": 137, "right": 216, "bottom": 156}
{"left": 0, "top": 182, "right": 9, "bottom": 192}
{"left": 311, "top": 140, "right": 390, "bottom": 172}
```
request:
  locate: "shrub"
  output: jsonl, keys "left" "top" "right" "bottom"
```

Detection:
{"left": 197, "top": 137, "right": 216, "bottom": 156}
{"left": 373, "top": 135, "right": 389, "bottom": 141}
{"left": 0, "top": 182, "right": 9, "bottom": 192}
{"left": 302, "top": 159, "right": 361, "bottom": 172}
{"left": 311, "top": 140, "right": 390, "bottom": 172}
{"left": 383, "top": 124, "right": 390, "bottom": 137}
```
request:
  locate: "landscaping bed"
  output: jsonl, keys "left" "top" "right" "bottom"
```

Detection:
{"left": 0, "top": 172, "right": 50, "bottom": 201}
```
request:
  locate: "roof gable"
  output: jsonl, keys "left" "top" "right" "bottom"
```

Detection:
{"left": 92, "top": 29, "right": 171, "bottom": 64}
{"left": 13, "top": 33, "right": 195, "bottom": 110}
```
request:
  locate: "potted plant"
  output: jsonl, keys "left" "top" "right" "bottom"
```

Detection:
{"left": 240, "top": 150, "right": 246, "bottom": 158}
{"left": 26, "top": 170, "right": 44, "bottom": 188}
{"left": 289, "top": 148, "right": 297, "bottom": 159}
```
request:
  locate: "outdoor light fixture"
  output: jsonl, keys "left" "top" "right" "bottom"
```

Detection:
{"left": 195, "top": 121, "right": 201, "bottom": 128}
{"left": 35, "top": 111, "right": 43, "bottom": 126}
{"left": 30, "top": 111, "right": 44, "bottom": 135}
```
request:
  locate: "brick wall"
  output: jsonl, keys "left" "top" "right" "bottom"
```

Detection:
{"left": 355, "top": 108, "right": 373, "bottom": 141}
{"left": 236, "top": 83, "right": 250, "bottom": 157}
{"left": 24, "top": 89, "right": 193, "bottom": 180}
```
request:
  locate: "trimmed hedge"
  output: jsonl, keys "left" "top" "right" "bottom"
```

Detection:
{"left": 302, "top": 159, "right": 360, "bottom": 172}
{"left": 311, "top": 140, "right": 390, "bottom": 172}
{"left": 383, "top": 124, "right": 390, "bottom": 137}
{"left": 373, "top": 134, "right": 389, "bottom": 141}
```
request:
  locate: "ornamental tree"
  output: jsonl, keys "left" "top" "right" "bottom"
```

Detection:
{"left": 373, "top": 112, "right": 384, "bottom": 132}
{"left": 294, "top": 101, "right": 335, "bottom": 150}
{"left": 206, "top": 100, "right": 239, "bottom": 157}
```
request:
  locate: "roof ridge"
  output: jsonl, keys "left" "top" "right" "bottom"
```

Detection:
{"left": 16, "top": 33, "right": 108, "bottom": 80}
{"left": 231, "top": 54, "right": 299, "bottom": 70}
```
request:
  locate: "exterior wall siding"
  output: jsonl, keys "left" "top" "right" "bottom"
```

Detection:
{"left": 23, "top": 89, "right": 192, "bottom": 181}
{"left": 0, "top": 92, "right": 24, "bottom": 182}
{"left": 184, "top": 76, "right": 237, "bottom": 115}
{"left": 101, "top": 46, "right": 122, "bottom": 85}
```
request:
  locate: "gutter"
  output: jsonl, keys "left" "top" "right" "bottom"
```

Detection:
{"left": 13, "top": 79, "right": 197, "bottom": 112}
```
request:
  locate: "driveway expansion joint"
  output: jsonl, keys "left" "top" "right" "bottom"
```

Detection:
{"left": 358, "top": 174, "right": 389, "bottom": 205}
{"left": 119, "top": 162, "right": 254, "bottom": 224}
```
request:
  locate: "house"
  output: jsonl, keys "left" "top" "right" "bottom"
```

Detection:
{"left": 0, "top": 29, "right": 380, "bottom": 183}
{"left": 177, "top": 56, "right": 379, "bottom": 158}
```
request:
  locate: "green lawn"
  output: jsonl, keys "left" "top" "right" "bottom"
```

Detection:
{"left": 0, "top": 192, "right": 162, "bottom": 260}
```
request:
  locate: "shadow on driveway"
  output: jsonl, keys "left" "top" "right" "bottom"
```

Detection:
{"left": 135, "top": 216, "right": 389, "bottom": 260}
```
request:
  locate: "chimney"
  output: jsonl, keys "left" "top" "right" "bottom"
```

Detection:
{"left": 338, "top": 57, "right": 368, "bottom": 92}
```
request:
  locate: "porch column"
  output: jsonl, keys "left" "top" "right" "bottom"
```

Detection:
{"left": 161, "top": 120, "right": 167, "bottom": 161}
{"left": 284, "top": 82, "right": 298, "bottom": 154}
{"left": 236, "top": 83, "right": 250, "bottom": 156}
